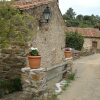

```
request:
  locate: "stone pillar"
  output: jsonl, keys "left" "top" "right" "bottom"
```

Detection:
{"left": 21, "top": 67, "right": 47, "bottom": 100}
{"left": 62, "top": 58, "right": 73, "bottom": 78}
{"left": 66, "top": 58, "right": 73, "bottom": 74}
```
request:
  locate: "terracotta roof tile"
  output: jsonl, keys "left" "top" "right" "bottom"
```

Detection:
{"left": 66, "top": 27, "right": 100, "bottom": 38}
{"left": 13, "top": 0, "right": 53, "bottom": 9}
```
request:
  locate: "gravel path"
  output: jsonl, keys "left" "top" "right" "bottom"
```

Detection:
{"left": 58, "top": 53, "right": 100, "bottom": 100}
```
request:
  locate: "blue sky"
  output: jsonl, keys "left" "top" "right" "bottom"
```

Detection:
{"left": 59, "top": 0, "right": 100, "bottom": 15}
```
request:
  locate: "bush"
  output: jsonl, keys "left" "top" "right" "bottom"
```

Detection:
{"left": 0, "top": 2, "right": 36, "bottom": 48}
{"left": 65, "top": 32, "right": 84, "bottom": 50}
{"left": 0, "top": 78, "right": 22, "bottom": 98}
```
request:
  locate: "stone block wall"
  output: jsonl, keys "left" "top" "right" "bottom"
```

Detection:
{"left": 19, "top": 1, "right": 65, "bottom": 88}
{"left": 0, "top": 1, "right": 65, "bottom": 98}
{"left": 30, "top": 1, "right": 65, "bottom": 67}
{"left": 0, "top": 45, "right": 27, "bottom": 80}
{"left": 21, "top": 67, "right": 47, "bottom": 100}
{"left": 83, "top": 38, "right": 100, "bottom": 50}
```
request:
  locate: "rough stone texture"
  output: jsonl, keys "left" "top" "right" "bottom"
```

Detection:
{"left": 83, "top": 38, "right": 100, "bottom": 51}
{"left": 0, "top": 58, "right": 73, "bottom": 100}
{"left": 25, "top": 1, "right": 65, "bottom": 88}
{"left": 58, "top": 54, "right": 100, "bottom": 100}
{"left": 0, "top": 1, "right": 65, "bottom": 98}
{"left": 0, "top": 0, "right": 65, "bottom": 82}
{"left": 0, "top": 46, "right": 27, "bottom": 80}
{"left": 30, "top": 1, "right": 65, "bottom": 67}
{"left": 46, "top": 58, "right": 73, "bottom": 90}
{"left": 21, "top": 67, "right": 47, "bottom": 100}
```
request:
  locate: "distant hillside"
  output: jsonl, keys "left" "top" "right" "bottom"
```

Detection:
{"left": 63, "top": 8, "right": 100, "bottom": 28}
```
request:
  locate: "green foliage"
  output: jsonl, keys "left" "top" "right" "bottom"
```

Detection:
{"left": 65, "top": 32, "right": 84, "bottom": 50}
{"left": 29, "top": 49, "right": 39, "bottom": 56}
{"left": 10, "top": 78, "right": 22, "bottom": 92}
{"left": 63, "top": 8, "right": 100, "bottom": 28}
{"left": 65, "top": 19, "right": 79, "bottom": 27}
{"left": 62, "top": 72, "right": 76, "bottom": 91}
{"left": 0, "top": 78, "right": 22, "bottom": 98}
{"left": 29, "top": 48, "right": 39, "bottom": 56}
{"left": 63, "top": 8, "right": 76, "bottom": 20}
{"left": 67, "top": 72, "right": 75, "bottom": 80}
{"left": 0, "top": 2, "right": 36, "bottom": 48}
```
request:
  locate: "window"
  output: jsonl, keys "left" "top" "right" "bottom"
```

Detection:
{"left": 92, "top": 41, "right": 97, "bottom": 48}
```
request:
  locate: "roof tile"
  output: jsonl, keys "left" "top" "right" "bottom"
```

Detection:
{"left": 13, "top": 0, "right": 53, "bottom": 9}
{"left": 67, "top": 27, "right": 100, "bottom": 38}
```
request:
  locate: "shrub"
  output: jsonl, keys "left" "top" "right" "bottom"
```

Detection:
{"left": 65, "top": 31, "right": 84, "bottom": 50}
{"left": 0, "top": 78, "right": 22, "bottom": 98}
{"left": 0, "top": 2, "right": 36, "bottom": 48}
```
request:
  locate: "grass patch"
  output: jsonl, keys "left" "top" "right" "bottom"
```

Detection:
{"left": 62, "top": 72, "right": 76, "bottom": 91}
{"left": 67, "top": 72, "right": 75, "bottom": 81}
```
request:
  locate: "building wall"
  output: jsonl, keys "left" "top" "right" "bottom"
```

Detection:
{"left": 83, "top": 38, "right": 100, "bottom": 50}
{"left": 0, "top": 46, "right": 26, "bottom": 80}
{"left": 30, "top": 1, "right": 65, "bottom": 67}
{"left": 66, "top": 27, "right": 100, "bottom": 51}
{"left": 83, "top": 38, "right": 92, "bottom": 50}
{"left": 0, "top": 1, "right": 65, "bottom": 85}
{"left": 25, "top": 1, "right": 66, "bottom": 88}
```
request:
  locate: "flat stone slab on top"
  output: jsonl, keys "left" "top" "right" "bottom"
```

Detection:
{"left": 21, "top": 67, "right": 45, "bottom": 73}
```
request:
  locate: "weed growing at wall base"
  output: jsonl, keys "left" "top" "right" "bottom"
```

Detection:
{"left": 0, "top": 78, "right": 22, "bottom": 98}
{"left": 62, "top": 72, "right": 76, "bottom": 91}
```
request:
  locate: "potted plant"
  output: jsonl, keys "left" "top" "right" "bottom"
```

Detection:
{"left": 28, "top": 47, "right": 41, "bottom": 69}
{"left": 64, "top": 48, "right": 72, "bottom": 58}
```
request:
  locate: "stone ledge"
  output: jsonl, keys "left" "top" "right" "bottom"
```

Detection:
{"left": 21, "top": 67, "right": 45, "bottom": 73}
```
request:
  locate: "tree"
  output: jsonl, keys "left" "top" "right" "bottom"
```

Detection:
{"left": 63, "top": 8, "right": 77, "bottom": 27}
{"left": 65, "top": 32, "right": 84, "bottom": 50}
{"left": 76, "top": 14, "right": 83, "bottom": 21}
{"left": 64, "top": 19, "right": 79, "bottom": 27}
{"left": 63, "top": 8, "right": 100, "bottom": 28}
{"left": 0, "top": 2, "right": 36, "bottom": 48}
{"left": 64, "top": 8, "right": 76, "bottom": 20}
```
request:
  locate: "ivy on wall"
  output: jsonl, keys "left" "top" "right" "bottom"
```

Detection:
{"left": 0, "top": 1, "right": 36, "bottom": 48}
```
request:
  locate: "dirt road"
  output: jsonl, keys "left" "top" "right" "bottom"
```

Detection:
{"left": 58, "top": 54, "right": 100, "bottom": 100}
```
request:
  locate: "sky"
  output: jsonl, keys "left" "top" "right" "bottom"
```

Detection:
{"left": 59, "top": 0, "right": 100, "bottom": 16}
